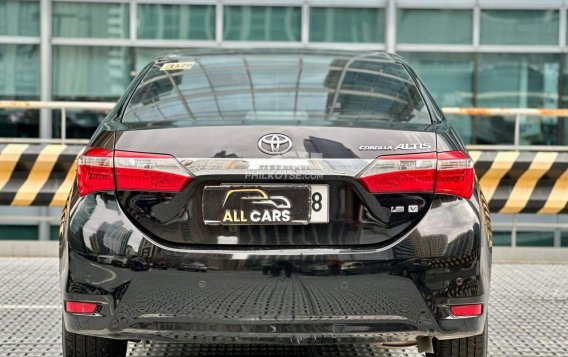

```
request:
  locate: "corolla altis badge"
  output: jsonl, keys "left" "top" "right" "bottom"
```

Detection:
{"left": 358, "top": 143, "right": 432, "bottom": 151}
{"left": 258, "top": 133, "right": 293, "bottom": 155}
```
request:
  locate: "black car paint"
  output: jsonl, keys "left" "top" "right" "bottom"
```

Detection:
{"left": 61, "top": 187, "right": 490, "bottom": 344}
{"left": 111, "top": 125, "right": 439, "bottom": 246}
{"left": 60, "top": 50, "right": 491, "bottom": 347}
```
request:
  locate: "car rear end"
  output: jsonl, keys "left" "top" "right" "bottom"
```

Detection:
{"left": 60, "top": 50, "right": 491, "bottom": 356}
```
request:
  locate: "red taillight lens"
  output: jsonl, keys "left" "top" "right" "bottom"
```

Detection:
{"left": 450, "top": 303, "right": 483, "bottom": 317}
{"left": 76, "top": 148, "right": 192, "bottom": 196}
{"left": 114, "top": 151, "right": 191, "bottom": 192}
{"left": 357, "top": 153, "right": 437, "bottom": 194}
{"left": 357, "top": 150, "right": 474, "bottom": 199}
{"left": 436, "top": 151, "right": 474, "bottom": 199}
{"left": 65, "top": 301, "right": 99, "bottom": 314}
{"left": 77, "top": 148, "right": 114, "bottom": 196}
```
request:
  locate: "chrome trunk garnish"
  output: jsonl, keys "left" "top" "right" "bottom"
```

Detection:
{"left": 178, "top": 158, "right": 373, "bottom": 177}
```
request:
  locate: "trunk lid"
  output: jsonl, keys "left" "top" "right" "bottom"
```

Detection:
{"left": 112, "top": 125, "right": 437, "bottom": 246}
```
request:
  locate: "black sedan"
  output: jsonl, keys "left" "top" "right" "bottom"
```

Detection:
{"left": 60, "top": 49, "right": 491, "bottom": 357}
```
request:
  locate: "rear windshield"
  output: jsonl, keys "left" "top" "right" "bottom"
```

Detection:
{"left": 122, "top": 54, "right": 431, "bottom": 128}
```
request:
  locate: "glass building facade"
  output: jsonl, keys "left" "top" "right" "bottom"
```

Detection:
{"left": 1, "top": 0, "right": 567, "bottom": 245}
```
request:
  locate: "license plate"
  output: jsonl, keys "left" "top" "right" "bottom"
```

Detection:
{"left": 203, "top": 184, "right": 329, "bottom": 225}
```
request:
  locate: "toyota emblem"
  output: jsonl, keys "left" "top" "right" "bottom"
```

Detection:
{"left": 257, "top": 134, "right": 293, "bottom": 155}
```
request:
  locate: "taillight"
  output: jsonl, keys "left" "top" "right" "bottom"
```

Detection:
{"left": 114, "top": 151, "right": 191, "bottom": 192}
{"left": 357, "top": 151, "right": 474, "bottom": 199}
{"left": 357, "top": 152, "right": 437, "bottom": 194}
{"left": 77, "top": 148, "right": 191, "bottom": 196}
{"left": 77, "top": 148, "right": 114, "bottom": 196}
{"left": 435, "top": 151, "right": 474, "bottom": 199}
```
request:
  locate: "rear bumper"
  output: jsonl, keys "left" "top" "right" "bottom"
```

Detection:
{"left": 63, "top": 251, "right": 487, "bottom": 345}
{"left": 61, "top": 191, "right": 491, "bottom": 345}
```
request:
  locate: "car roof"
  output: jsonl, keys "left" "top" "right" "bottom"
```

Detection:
{"left": 154, "top": 48, "right": 400, "bottom": 65}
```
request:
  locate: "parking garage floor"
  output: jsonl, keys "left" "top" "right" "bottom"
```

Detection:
{"left": 1, "top": 259, "right": 567, "bottom": 356}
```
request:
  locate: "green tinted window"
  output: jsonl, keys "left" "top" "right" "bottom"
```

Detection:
{"left": 53, "top": 2, "right": 129, "bottom": 38}
{"left": 480, "top": 10, "right": 559, "bottom": 45}
{"left": 0, "top": 45, "right": 39, "bottom": 139}
{"left": 0, "top": 44, "right": 40, "bottom": 98}
{"left": 0, "top": 225, "right": 38, "bottom": 240}
{"left": 138, "top": 4, "right": 215, "bottom": 40}
{"left": 401, "top": 52, "right": 473, "bottom": 143}
{"left": 492, "top": 231, "right": 512, "bottom": 247}
{"left": 401, "top": 52, "right": 473, "bottom": 108}
{"left": 0, "top": 109, "right": 39, "bottom": 137}
{"left": 0, "top": 0, "right": 39, "bottom": 36}
{"left": 477, "top": 53, "right": 558, "bottom": 107}
{"left": 562, "top": 232, "right": 568, "bottom": 247}
{"left": 398, "top": 9, "right": 472, "bottom": 44}
{"left": 516, "top": 231, "right": 554, "bottom": 247}
{"left": 53, "top": 46, "right": 132, "bottom": 99}
{"left": 477, "top": 53, "right": 560, "bottom": 145}
{"left": 50, "top": 226, "right": 60, "bottom": 241}
{"left": 560, "top": 55, "right": 568, "bottom": 111}
{"left": 310, "top": 7, "right": 384, "bottom": 43}
{"left": 51, "top": 108, "right": 106, "bottom": 139}
{"left": 224, "top": 6, "right": 301, "bottom": 41}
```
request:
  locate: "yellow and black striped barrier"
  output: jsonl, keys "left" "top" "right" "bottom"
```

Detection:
{"left": 470, "top": 151, "right": 568, "bottom": 214}
{"left": 0, "top": 144, "right": 81, "bottom": 207}
{"left": 0, "top": 144, "right": 567, "bottom": 214}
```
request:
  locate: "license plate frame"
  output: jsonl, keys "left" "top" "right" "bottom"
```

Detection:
{"left": 202, "top": 184, "right": 329, "bottom": 225}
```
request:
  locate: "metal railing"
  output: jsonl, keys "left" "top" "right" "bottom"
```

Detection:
{"left": 443, "top": 107, "right": 568, "bottom": 151}
{"left": 0, "top": 100, "right": 114, "bottom": 144}
{"left": 1, "top": 100, "right": 568, "bottom": 150}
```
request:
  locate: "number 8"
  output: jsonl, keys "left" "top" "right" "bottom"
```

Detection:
{"left": 312, "top": 192, "right": 322, "bottom": 212}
